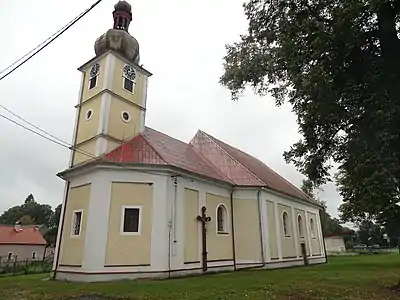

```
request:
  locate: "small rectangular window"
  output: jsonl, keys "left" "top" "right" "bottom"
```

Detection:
{"left": 32, "top": 252, "right": 37, "bottom": 259}
{"left": 89, "top": 76, "right": 97, "bottom": 90}
{"left": 72, "top": 210, "right": 83, "bottom": 236}
{"left": 122, "top": 207, "right": 140, "bottom": 233}
{"left": 123, "top": 78, "right": 134, "bottom": 93}
{"left": 7, "top": 253, "right": 12, "bottom": 261}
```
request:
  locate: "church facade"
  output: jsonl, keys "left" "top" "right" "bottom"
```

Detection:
{"left": 52, "top": 1, "right": 326, "bottom": 283}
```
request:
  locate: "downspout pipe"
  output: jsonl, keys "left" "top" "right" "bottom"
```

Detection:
{"left": 257, "top": 189, "right": 266, "bottom": 267}
{"left": 168, "top": 175, "right": 179, "bottom": 278}
{"left": 230, "top": 186, "right": 237, "bottom": 271}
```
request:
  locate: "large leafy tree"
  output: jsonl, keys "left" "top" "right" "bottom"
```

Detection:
{"left": 0, "top": 194, "right": 54, "bottom": 228}
{"left": 221, "top": 0, "right": 400, "bottom": 235}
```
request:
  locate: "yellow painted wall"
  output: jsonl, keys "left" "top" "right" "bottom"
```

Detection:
{"left": 112, "top": 58, "right": 146, "bottom": 107}
{"left": 295, "top": 208, "right": 309, "bottom": 256}
{"left": 278, "top": 204, "right": 296, "bottom": 258}
{"left": 72, "top": 140, "right": 96, "bottom": 165}
{"left": 59, "top": 184, "right": 91, "bottom": 266}
{"left": 266, "top": 201, "right": 278, "bottom": 259}
{"left": 307, "top": 212, "right": 322, "bottom": 255}
{"left": 81, "top": 56, "right": 107, "bottom": 102}
{"left": 105, "top": 182, "right": 153, "bottom": 266}
{"left": 183, "top": 188, "right": 200, "bottom": 263}
{"left": 234, "top": 199, "right": 262, "bottom": 261}
{"left": 107, "top": 96, "right": 142, "bottom": 141}
{"left": 206, "top": 193, "right": 233, "bottom": 261}
{"left": 75, "top": 97, "right": 102, "bottom": 144}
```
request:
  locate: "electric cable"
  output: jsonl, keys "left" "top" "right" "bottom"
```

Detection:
{"left": 0, "top": 0, "right": 103, "bottom": 82}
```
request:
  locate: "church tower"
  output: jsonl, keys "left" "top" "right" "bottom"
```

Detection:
{"left": 70, "top": 0, "right": 151, "bottom": 166}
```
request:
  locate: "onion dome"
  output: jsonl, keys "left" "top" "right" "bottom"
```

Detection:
{"left": 94, "top": 1, "right": 140, "bottom": 64}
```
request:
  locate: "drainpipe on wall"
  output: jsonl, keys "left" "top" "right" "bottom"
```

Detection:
{"left": 230, "top": 186, "right": 237, "bottom": 271}
{"left": 52, "top": 180, "right": 70, "bottom": 279}
{"left": 257, "top": 189, "right": 266, "bottom": 267}
{"left": 168, "top": 175, "right": 178, "bottom": 278}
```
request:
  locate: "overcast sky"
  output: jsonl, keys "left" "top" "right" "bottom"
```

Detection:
{"left": 0, "top": 0, "right": 342, "bottom": 217}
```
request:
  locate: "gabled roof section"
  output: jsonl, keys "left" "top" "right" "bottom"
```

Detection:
{"left": 105, "top": 132, "right": 168, "bottom": 165}
{"left": 192, "top": 130, "right": 312, "bottom": 201}
{"left": 0, "top": 225, "right": 47, "bottom": 245}
{"left": 104, "top": 127, "right": 231, "bottom": 183}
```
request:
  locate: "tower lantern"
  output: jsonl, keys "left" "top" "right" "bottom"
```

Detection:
{"left": 113, "top": 1, "right": 132, "bottom": 31}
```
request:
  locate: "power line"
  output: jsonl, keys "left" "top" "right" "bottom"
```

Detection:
{"left": 0, "top": 113, "right": 95, "bottom": 159}
{"left": 0, "top": 104, "right": 71, "bottom": 147}
{"left": 0, "top": 0, "right": 103, "bottom": 82}
{"left": 0, "top": 18, "right": 79, "bottom": 76}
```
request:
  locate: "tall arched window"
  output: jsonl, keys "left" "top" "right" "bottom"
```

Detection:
{"left": 310, "top": 218, "right": 315, "bottom": 238}
{"left": 283, "top": 211, "right": 290, "bottom": 237}
{"left": 298, "top": 215, "right": 304, "bottom": 237}
{"left": 217, "top": 205, "right": 228, "bottom": 234}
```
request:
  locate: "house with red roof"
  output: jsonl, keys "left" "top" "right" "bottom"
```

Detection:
{"left": 0, "top": 223, "right": 47, "bottom": 262}
{"left": 52, "top": 1, "right": 326, "bottom": 282}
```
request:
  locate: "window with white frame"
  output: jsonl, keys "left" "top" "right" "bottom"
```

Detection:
{"left": 283, "top": 211, "right": 290, "bottom": 237}
{"left": 122, "top": 206, "right": 141, "bottom": 234}
{"left": 88, "top": 63, "right": 100, "bottom": 90}
{"left": 123, "top": 64, "right": 136, "bottom": 93}
{"left": 298, "top": 215, "right": 304, "bottom": 237}
{"left": 310, "top": 218, "right": 316, "bottom": 238}
{"left": 216, "top": 204, "right": 228, "bottom": 234}
{"left": 72, "top": 210, "right": 83, "bottom": 236}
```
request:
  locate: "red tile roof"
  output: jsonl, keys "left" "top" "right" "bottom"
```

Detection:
{"left": 0, "top": 225, "right": 47, "bottom": 245}
{"left": 192, "top": 131, "right": 312, "bottom": 201}
{"left": 104, "top": 127, "right": 314, "bottom": 203}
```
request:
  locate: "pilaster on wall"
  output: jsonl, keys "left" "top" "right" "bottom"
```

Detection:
{"left": 273, "top": 201, "right": 283, "bottom": 260}
{"left": 316, "top": 213, "right": 325, "bottom": 256}
{"left": 259, "top": 192, "right": 270, "bottom": 262}
{"left": 291, "top": 206, "right": 300, "bottom": 257}
{"left": 82, "top": 172, "right": 112, "bottom": 271}
{"left": 305, "top": 213, "right": 313, "bottom": 256}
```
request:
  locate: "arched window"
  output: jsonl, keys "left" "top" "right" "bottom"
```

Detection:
{"left": 217, "top": 205, "right": 228, "bottom": 234}
{"left": 310, "top": 218, "right": 315, "bottom": 238}
{"left": 283, "top": 211, "right": 290, "bottom": 237}
{"left": 298, "top": 215, "right": 304, "bottom": 237}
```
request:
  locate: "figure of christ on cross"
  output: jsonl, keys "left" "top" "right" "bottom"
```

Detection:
{"left": 197, "top": 206, "right": 211, "bottom": 272}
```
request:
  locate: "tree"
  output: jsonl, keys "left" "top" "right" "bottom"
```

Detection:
{"left": 221, "top": 0, "right": 400, "bottom": 250}
{"left": 0, "top": 194, "right": 53, "bottom": 227}
{"left": 45, "top": 204, "right": 62, "bottom": 247}
{"left": 18, "top": 215, "right": 35, "bottom": 226}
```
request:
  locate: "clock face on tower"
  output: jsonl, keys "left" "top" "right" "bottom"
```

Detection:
{"left": 123, "top": 64, "right": 136, "bottom": 81}
{"left": 90, "top": 63, "right": 100, "bottom": 78}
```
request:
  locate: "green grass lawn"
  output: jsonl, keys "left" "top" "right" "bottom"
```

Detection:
{"left": 0, "top": 255, "right": 399, "bottom": 300}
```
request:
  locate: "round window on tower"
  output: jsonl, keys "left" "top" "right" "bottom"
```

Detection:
{"left": 121, "top": 111, "right": 131, "bottom": 123}
{"left": 85, "top": 109, "right": 93, "bottom": 121}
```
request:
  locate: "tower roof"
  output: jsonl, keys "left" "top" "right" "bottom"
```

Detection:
{"left": 114, "top": 0, "right": 132, "bottom": 13}
{"left": 94, "top": 0, "right": 140, "bottom": 64}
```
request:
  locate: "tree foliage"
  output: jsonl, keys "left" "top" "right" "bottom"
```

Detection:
{"left": 0, "top": 194, "right": 61, "bottom": 246}
{"left": 221, "top": 0, "right": 400, "bottom": 229}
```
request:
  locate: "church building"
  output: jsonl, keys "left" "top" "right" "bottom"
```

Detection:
{"left": 52, "top": 1, "right": 326, "bottom": 282}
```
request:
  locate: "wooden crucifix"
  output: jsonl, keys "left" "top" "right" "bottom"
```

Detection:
{"left": 197, "top": 206, "right": 211, "bottom": 272}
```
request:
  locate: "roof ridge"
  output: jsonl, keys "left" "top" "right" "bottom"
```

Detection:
{"left": 141, "top": 133, "right": 169, "bottom": 165}
{"left": 145, "top": 126, "right": 189, "bottom": 146}
{"left": 199, "top": 130, "right": 265, "bottom": 186}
